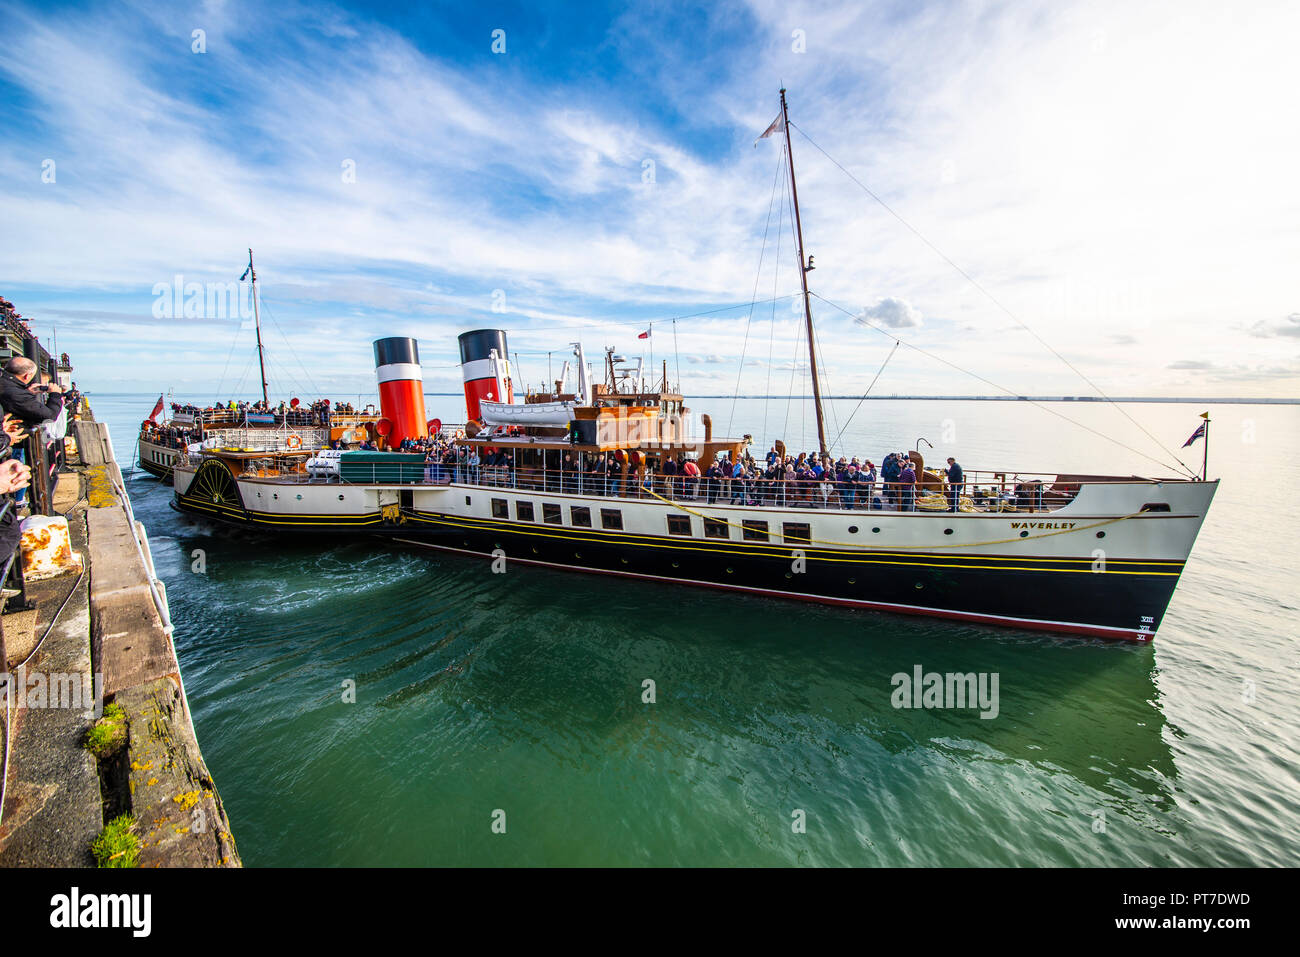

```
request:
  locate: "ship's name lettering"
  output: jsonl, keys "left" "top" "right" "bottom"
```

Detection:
{"left": 1008, "top": 521, "right": 1076, "bottom": 530}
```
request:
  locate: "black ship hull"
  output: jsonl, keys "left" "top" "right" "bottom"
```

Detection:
{"left": 393, "top": 511, "right": 1180, "bottom": 642}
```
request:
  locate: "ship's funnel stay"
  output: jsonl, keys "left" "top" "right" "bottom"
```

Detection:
{"left": 373, "top": 337, "right": 428, "bottom": 446}
{"left": 458, "top": 329, "right": 513, "bottom": 421}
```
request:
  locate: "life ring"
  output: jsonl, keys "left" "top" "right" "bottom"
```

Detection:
{"left": 454, "top": 429, "right": 465, "bottom": 440}
{"left": 286, "top": 433, "right": 302, "bottom": 450}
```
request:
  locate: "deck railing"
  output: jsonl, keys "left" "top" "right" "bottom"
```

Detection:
{"left": 175, "top": 458, "right": 1145, "bottom": 514}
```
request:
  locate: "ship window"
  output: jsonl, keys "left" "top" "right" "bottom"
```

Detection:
{"left": 704, "top": 518, "right": 729, "bottom": 539}
{"left": 571, "top": 506, "right": 592, "bottom": 527}
{"left": 1140, "top": 502, "right": 1171, "bottom": 512}
{"left": 543, "top": 503, "right": 562, "bottom": 524}
{"left": 667, "top": 515, "right": 692, "bottom": 536}
{"left": 600, "top": 508, "right": 623, "bottom": 530}
{"left": 783, "top": 522, "right": 811, "bottom": 544}
{"left": 491, "top": 498, "right": 509, "bottom": 519}
{"left": 516, "top": 501, "right": 534, "bottom": 522}
{"left": 742, "top": 520, "right": 769, "bottom": 542}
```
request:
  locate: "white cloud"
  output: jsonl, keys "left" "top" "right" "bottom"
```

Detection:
{"left": 3, "top": 0, "right": 1299, "bottom": 400}
{"left": 858, "top": 297, "right": 922, "bottom": 329}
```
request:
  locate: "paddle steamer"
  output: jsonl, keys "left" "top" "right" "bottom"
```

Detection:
{"left": 137, "top": 250, "right": 380, "bottom": 480}
{"left": 171, "top": 92, "right": 1217, "bottom": 641}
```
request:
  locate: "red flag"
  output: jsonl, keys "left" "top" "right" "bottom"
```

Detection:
{"left": 638, "top": 329, "right": 650, "bottom": 339}
{"left": 148, "top": 394, "right": 164, "bottom": 422}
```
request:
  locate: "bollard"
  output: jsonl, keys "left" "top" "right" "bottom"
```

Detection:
{"left": 19, "top": 515, "right": 83, "bottom": 581}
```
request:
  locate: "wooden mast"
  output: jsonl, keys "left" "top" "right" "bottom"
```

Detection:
{"left": 247, "top": 248, "right": 269, "bottom": 407}
{"left": 780, "top": 88, "right": 829, "bottom": 458}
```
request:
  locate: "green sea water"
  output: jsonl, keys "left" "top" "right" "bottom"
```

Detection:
{"left": 94, "top": 393, "right": 1299, "bottom": 866}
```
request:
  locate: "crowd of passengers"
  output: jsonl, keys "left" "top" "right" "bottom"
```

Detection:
{"left": 377, "top": 438, "right": 1046, "bottom": 512}
{"left": 165, "top": 398, "right": 368, "bottom": 428}
{"left": 139, "top": 422, "right": 201, "bottom": 449}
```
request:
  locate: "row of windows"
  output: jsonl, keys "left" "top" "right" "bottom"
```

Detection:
{"left": 671, "top": 516, "right": 809, "bottom": 543}
{"left": 491, "top": 497, "right": 623, "bottom": 529}
{"left": 489, "top": 497, "right": 810, "bottom": 543}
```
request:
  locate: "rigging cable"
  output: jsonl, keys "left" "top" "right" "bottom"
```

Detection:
{"left": 672, "top": 319, "right": 680, "bottom": 394}
{"left": 830, "top": 340, "right": 900, "bottom": 451}
{"left": 728, "top": 149, "right": 787, "bottom": 437}
{"left": 762, "top": 155, "right": 787, "bottom": 446}
{"left": 258, "top": 294, "right": 323, "bottom": 399}
{"left": 812, "top": 291, "right": 1194, "bottom": 475}
{"left": 497, "top": 297, "right": 791, "bottom": 337}
{"left": 812, "top": 318, "right": 844, "bottom": 455}
{"left": 781, "top": 294, "right": 805, "bottom": 447}
{"left": 789, "top": 120, "right": 1197, "bottom": 478}
{"left": 211, "top": 315, "right": 244, "bottom": 407}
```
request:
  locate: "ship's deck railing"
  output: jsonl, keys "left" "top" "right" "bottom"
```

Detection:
{"left": 442, "top": 465, "right": 1081, "bottom": 513}
{"left": 179, "top": 459, "right": 1184, "bottom": 514}
{"left": 162, "top": 408, "right": 384, "bottom": 428}
{"left": 145, "top": 426, "right": 332, "bottom": 451}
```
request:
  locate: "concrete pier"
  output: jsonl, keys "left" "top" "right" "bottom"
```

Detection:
{"left": 0, "top": 411, "right": 240, "bottom": 867}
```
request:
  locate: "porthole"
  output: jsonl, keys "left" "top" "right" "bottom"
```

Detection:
{"left": 872, "top": 527, "right": 881, "bottom": 533}
{"left": 532, "top": 547, "right": 538, "bottom": 554}
{"left": 848, "top": 525, "right": 859, "bottom": 534}
{"left": 671, "top": 561, "right": 679, "bottom": 568}
{"left": 273, "top": 493, "right": 278, "bottom": 500}
{"left": 1096, "top": 531, "right": 1106, "bottom": 539}
{"left": 574, "top": 552, "right": 582, "bottom": 559}
{"left": 1019, "top": 530, "right": 1029, "bottom": 538}
{"left": 338, "top": 494, "right": 345, "bottom": 501}
{"left": 296, "top": 494, "right": 303, "bottom": 500}
{"left": 848, "top": 577, "right": 856, "bottom": 584}
{"left": 915, "top": 582, "right": 924, "bottom": 589}
{"left": 621, "top": 557, "right": 629, "bottom": 564}
{"left": 784, "top": 572, "right": 793, "bottom": 579}
{"left": 725, "top": 567, "right": 734, "bottom": 574}
{"left": 944, "top": 528, "right": 953, "bottom": 535}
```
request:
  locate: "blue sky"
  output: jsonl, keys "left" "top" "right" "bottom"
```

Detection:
{"left": 2, "top": 0, "right": 1298, "bottom": 402}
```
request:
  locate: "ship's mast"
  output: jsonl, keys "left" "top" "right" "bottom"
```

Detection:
{"left": 780, "top": 88, "right": 829, "bottom": 459}
{"left": 247, "top": 248, "right": 269, "bottom": 407}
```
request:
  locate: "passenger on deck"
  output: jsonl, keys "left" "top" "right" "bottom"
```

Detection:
{"left": 682, "top": 457, "right": 699, "bottom": 500}
{"left": 861, "top": 460, "right": 877, "bottom": 509}
{"left": 704, "top": 459, "right": 722, "bottom": 504}
{"left": 662, "top": 454, "right": 678, "bottom": 498}
{"left": 839, "top": 463, "right": 857, "bottom": 509}
{"left": 899, "top": 458, "right": 917, "bottom": 511}
{"left": 946, "top": 457, "right": 964, "bottom": 512}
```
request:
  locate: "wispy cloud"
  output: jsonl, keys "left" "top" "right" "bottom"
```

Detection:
{"left": 2, "top": 0, "right": 1298, "bottom": 401}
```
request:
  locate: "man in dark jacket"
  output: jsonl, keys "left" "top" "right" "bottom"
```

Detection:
{"left": 1, "top": 358, "right": 64, "bottom": 511}
{"left": 945, "top": 457, "right": 964, "bottom": 512}
{"left": 1, "top": 357, "right": 64, "bottom": 428}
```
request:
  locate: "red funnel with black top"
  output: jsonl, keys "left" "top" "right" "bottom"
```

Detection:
{"left": 457, "top": 329, "right": 513, "bottom": 422}
{"left": 373, "top": 337, "right": 428, "bottom": 446}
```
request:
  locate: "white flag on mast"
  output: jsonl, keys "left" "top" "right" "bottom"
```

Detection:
{"left": 754, "top": 113, "right": 784, "bottom": 147}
